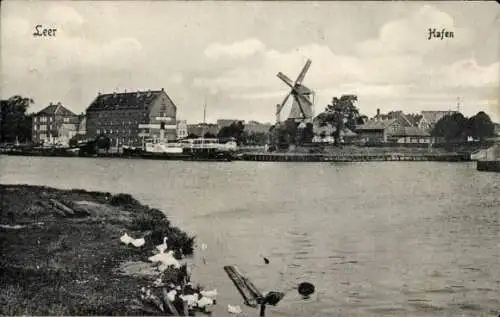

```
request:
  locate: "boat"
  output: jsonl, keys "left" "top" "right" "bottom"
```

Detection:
{"left": 179, "top": 137, "right": 238, "bottom": 161}
{"left": 123, "top": 137, "right": 237, "bottom": 161}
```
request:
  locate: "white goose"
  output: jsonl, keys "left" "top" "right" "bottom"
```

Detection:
{"left": 200, "top": 288, "right": 217, "bottom": 299}
{"left": 156, "top": 237, "right": 168, "bottom": 253}
{"left": 227, "top": 304, "right": 242, "bottom": 314}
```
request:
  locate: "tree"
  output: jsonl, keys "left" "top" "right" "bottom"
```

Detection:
{"left": 217, "top": 121, "right": 246, "bottom": 144}
{"left": 203, "top": 132, "right": 217, "bottom": 138}
{"left": 316, "top": 95, "right": 365, "bottom": 146}
{"left": 246, "top": 131, "right": 268, "bottom": 145}
{"left": 466, "top": 111, "right": 495, "bottom": 141}
{"left": 1, "top": 95, "right": 34, "bottom": 143}
{"left": 431, "top": 113, "right": 468, "bottom": 142}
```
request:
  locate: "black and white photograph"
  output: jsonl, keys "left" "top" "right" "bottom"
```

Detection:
{"left": 1, "top": 1, "right": 499, "bottom": 316}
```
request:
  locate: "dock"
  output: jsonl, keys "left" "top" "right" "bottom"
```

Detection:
{"left": 240, "top": 152, "right": 471, "bottom": 162}
{"left": 477, "top": 161, "right": 500, "bottom": 172}
{"left": 474, "top": 145, "right": 500, "bottom": 172}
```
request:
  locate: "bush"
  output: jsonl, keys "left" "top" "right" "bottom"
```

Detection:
{"left": 109, "top": 194, "right": 139, "bottom": 207}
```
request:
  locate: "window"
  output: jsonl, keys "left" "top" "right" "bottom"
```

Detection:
{"left": 40, "top": 117, "right": 47, "bottom": 123}
{"left": 40, "top": 125, "right": 47, "bottom": 131}
{"left": 97, "top": 129, "right": 101, "bottom": 134}
{"left": 63, "top": 117, "right": 70, "bottom": 123}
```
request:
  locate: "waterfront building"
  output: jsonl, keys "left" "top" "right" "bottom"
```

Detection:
{"left": 418, "top": 110, "right": 457, "bottom": 132}
{"left": 32, "top": 102, "right": 79, "bottom": 146}
{"left": 76, "top": 114, "right": 86, "bottom": 136}
{"left": 355, "top": 119, "right": 402, "bottom": 143}
{"left": 391, "top": 127, "right": 432, "bottom": 144}
{"left": 85, "top": 88, "right": 177, "bottom": 147}
{"left": 176, "top": 120, "right": 188, "bottom": 139}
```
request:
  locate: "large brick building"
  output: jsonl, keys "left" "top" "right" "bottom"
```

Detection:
{"left": 32, "top": 102, "right": 79, "bottom": 146}
{"left": 85, "top": 89, "right": 177, "bottom": 147}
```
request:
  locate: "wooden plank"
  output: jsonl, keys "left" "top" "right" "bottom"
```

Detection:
{"left": 224, "top": 265, "right": 262, "bottom": 308}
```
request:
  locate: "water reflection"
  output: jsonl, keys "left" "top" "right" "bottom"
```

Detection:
{"left": 1, "top": 156, "right": 499, "bottom": 316}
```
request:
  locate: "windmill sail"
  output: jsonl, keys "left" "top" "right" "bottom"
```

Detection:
{"left": 276, "top": 59, "right": 314, "bottom": 124}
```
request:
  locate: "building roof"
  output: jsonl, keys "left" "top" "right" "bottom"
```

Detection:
{"left": 86, "top": 89, "right": 173, "bottom": 112}
{"left": 420, "top": 110, "right": 457, "bottom": 125}
{"left": 36, "top": 102, "right": 76, "bottom": 117}
{"left": 356, "top": 119, "right": 396, "bottom": 131}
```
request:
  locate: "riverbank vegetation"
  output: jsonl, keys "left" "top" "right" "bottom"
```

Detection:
{"left": 0, "top": 184, "right": 199, "bottom": 315}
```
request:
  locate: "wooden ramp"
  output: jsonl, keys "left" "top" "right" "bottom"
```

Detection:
{"left": 223, "top": 265, "right": 263, "bottom": 308}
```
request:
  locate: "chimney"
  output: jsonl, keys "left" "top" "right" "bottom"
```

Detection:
{"left": 161, "top": 88, "right": 164, "bottom": 92}
{"left": 376, "top": 108, "right": 380, "bottom": 121}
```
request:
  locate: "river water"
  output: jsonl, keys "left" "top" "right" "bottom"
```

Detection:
{"left": 1, "top": 156, "right": 499, "bottom": 317}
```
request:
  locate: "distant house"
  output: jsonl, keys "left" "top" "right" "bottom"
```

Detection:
{"left": 32, "top": 102, "right": 79, "bottom": 146}
{"left": 418, "top": 110, "right": 457, "bottom": 132}
{"left": 176, "top": 120, "right": 188, "bottom": 139}
{"left": 76, "top": 114, "right": 86, "bottom": 136}
{"left": 312, "top": 123, "right": 356, "bottom": 144}
{"left": 85, "top": 88, "right": 177, "bottom": 147}
{"left": 372, "top": 110, "right": 415, "bottom": 127}
{"left": 391, "top": 127, "right": 432, "bottom": 144}
{"left": 355, "top": 119, "right": 403, "bottom": 143}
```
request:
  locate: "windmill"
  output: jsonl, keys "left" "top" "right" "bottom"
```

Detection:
{"left": 275, "top": 59, "right": 314, "bottom": 127}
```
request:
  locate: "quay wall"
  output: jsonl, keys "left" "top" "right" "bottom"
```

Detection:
{"left": 240, "top": 152, "right": 470, "bottom": 162}
{"left": 477, "top": 161, "right": 500, "bottom": 172}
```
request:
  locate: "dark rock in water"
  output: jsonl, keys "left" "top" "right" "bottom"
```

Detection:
{"left": 298, "top": 282, "right": 315, "bottom": 297}
{"left": 263, "top": 256, "right": 270, "bottom": 264}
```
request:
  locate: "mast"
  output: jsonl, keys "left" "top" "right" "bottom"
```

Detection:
{"left": 202, "top": 95, "right": 207, "bottom": 139}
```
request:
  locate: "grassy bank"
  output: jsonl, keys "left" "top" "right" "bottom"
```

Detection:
{"left": 0, "top": 184, "right": 198, "bottom": 315}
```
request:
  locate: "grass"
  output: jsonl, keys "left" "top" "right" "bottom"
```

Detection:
{"left": 0, "top": 184, "right": 196, "bottom": 315}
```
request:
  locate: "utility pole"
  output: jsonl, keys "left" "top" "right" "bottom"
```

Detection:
{"left": 456, "top": 96, "right": 462, "bottom": 113}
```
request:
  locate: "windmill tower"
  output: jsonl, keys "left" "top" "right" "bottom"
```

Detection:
{"left": 275, "top": 59, "right": 314, "bottom": 126}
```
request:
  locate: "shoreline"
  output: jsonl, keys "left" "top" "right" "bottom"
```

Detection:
{"left": 0, "top": 184, "right": 212, "bottom": 316}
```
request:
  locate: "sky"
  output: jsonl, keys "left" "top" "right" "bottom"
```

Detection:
{"left": 1, "top": 1, "right": 499, "bottom": 124}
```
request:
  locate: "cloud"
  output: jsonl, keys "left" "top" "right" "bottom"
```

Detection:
{"left": 357, "top": 5, "right": 473, "bottom": 57}
{"left": 204, "top": 38, "right": 266, "bottom": 59}
{"left": 441, "top": 60, "right": 499, "bottom": 88}
{"left": 1, "top": 6, "right": 144, "bottom": 78}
